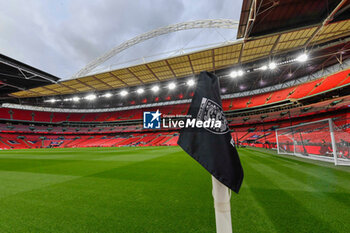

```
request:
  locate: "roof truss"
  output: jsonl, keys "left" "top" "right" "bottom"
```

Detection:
{"left": 11, "top": 19, "right": 350, "bottom": 98}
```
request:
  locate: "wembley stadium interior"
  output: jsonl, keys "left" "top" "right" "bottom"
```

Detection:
{"left": 0, "top": 0, "right": 350, "bottom": 157}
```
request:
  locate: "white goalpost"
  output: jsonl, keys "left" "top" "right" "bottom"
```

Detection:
{"left": 275, "top": 118, "right": 350, "bottom": 166}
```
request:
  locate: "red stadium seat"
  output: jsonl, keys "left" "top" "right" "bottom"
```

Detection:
{"left": 289, "top": 78, "right": 323, "bottom": 99}
{"left": 309, "top": 70, "right": 350, "bottom": 96}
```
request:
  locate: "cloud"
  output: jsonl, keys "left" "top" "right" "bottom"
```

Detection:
{"left": 0, "top": 0, "right": 242, "bottom": 79}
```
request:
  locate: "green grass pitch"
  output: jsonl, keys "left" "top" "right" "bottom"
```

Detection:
{"left": 0, "top": 146, "right": 349, "bottom": 233}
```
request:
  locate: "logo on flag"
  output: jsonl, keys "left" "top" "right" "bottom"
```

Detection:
{"left": 197, "top": 97, "right": 229, "bottom": 134}
{"left": 143, "top": 110, "right": 161, "bottom": 129}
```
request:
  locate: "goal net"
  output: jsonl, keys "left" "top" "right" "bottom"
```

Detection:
{"left": 276, "top": 118, "right": 350, "bottom": 166}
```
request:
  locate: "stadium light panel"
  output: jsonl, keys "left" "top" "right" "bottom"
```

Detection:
{"left": 151, "top": 85, "right": 159, "bottom": 92}
{"left": 120, "top": 90, "right": 128, "bottom": 96}
{"left": 104, "top": 92, "right": 112, "bottom": 98}
{"left": 268, "top": 62, "right": 277, "bottom": 70}
{"left": 229, "top": 71, "right": 237, "bottom": 78}
{"left": 230, "top": 69, "right": 243, "bottom": 78}
{"left": 187, "top": 79, "right": 195, "bottom": 86}
{"left": 296, "top": 53, "right": 308, "bottom": 62}
{"left": 85, "top": 94, "right": 96, "bottom": 100}
{"left": 137, "top": 88, "right": 144, "bottom": 94}
{"left": 168, "top": 82, "right": 176, "bottom": 90}
{"left": 48, "top": 99, "right": 56, "bottom": 103}
{"left": 72, "top": 96, "right": 80, "bottom": 102}
{"left": 260, "top": 65, "right": 268, "bottom": 70}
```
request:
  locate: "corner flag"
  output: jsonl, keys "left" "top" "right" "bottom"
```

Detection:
{"left": 177, "top": 71, "right": 243, "bottom": 193}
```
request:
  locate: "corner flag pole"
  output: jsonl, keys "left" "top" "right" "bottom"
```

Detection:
{"left": 177, "top": 72, "right": 243, "bottom": 233}
{"left": 212, "top": 176, "right": 232, "bottom": 233}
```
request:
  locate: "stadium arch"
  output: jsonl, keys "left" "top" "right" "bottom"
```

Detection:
{"left": 73, "top": 19, "right": 239, "bottom": 78}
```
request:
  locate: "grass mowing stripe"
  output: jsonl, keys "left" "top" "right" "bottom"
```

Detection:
{"left": 243, "top": 149, "right": 350, "bottom": 232}
{"left": 0, "top": 147, "right": 349, "bottom": 232}
{"left": 93, "top": 148, "right": 181, "bottom": 161}
{"left": 0, "top": 148, "right": 152, "bottom": 160}
{"left": 242, "top": 148, "right": 301, "bottom": 166}
{"left": 230, "top": 182, "right": 278, "bottom": 233}
{"left": 245, "top": 151, "right": 350, "bottom": 222}
{"left": 0, "top": 148, "right": 215, "bottom": 233}
{"left": 242, "top": 157, "right": 336, "bottom": 233}
{"left": 244, "top": 149, "right": 350, "bottom": 192}
{"left": 244, "top": 152, "right": 316, "bottom": 192}
{"left": 244, "top": 149, "right": 350, "bottom": 207}
{"left": 247, "top": 147, "right": 350, "bottom": 172}
{"left": 0, "top": 170, "right": 78, "bottom": 199}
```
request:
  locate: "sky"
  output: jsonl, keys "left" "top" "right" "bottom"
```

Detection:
{"left": 0, "top": 0, "right": 242, "bottom": 80}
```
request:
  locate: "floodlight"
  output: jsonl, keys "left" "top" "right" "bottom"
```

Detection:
{"left": 296, "top": 53, "right": 308, "bottom": 62}
{"left": 85, "top": 94, "right": 96, "bottom": 100}
{"left": 260, "top": 65, "right": 268, "bottom": 70}
{"left": 151, "top": 85, "right": 159, "bottom": 92}
{"left": 237, "top": 70, "right": 244, "bottom": 76}
{"left": 120, "top": 90, "right": 128, "bottom": 96}
{"left": 229, "top": 71, "right": 237, "bottom": 78}
{"left": 104, "top": 92, "right": 112, "bottom": 98}
{"left": 137, "top": 88, "right": 144, "bottom": 94}
{"left": 187, "top": 79, "right": 195, "bottom": 86}
{"left": 268, "top": 62, "right": 277, "bottom": 70}
{"left": 168, "top": 82, "right": 176, "bottom": 90}
{"left": 72, "top": 96, "right": 80, "bottom": 102}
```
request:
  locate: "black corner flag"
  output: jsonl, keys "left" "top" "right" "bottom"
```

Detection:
{"left": 177, "top": 71, "right": 243, "bottom": 193}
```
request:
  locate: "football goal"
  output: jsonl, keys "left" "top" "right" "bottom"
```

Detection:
{"left": 275, "top": 118, "right": 350, "bottom": 166}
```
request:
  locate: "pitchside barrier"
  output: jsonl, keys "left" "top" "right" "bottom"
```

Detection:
{"left": 275, "top": 118, "right": 350, "bottom": 166}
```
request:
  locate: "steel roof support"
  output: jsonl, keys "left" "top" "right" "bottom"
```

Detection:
{"left": 73, "top": 19, "right": 239, "bottom": 78}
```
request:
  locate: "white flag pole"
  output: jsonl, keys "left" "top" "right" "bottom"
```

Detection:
{"left": 212, "top": 176, "right": 232, "bottom": 233}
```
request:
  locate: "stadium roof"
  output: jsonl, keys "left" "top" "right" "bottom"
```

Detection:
{"left": 10, "top": 18, "right": 350, "bottom": 99}
{"left": 237, "top": 0, "right": 350, "bottom": 39}
{"left": 0, "top": 53, "right": 59, "bottom": 99}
